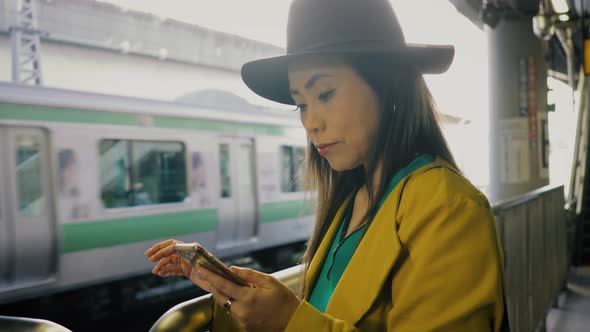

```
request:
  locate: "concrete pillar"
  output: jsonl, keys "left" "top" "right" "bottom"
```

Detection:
{"left": 487, "top": 17, "right": 549, "bottom": 203}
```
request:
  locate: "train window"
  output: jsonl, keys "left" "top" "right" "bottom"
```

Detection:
{"left": 15, "top": 135, "right": 44, "bottom": 216}
{"left": 99, "top": 139, "right": 187, "bottom": 208}
{"left": 280, "top": 146, "right": 305, "bottom": 192}
{"left": 219, "top": 144, "right": 232, "bottom": 198}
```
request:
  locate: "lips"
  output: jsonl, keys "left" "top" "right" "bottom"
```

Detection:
{"left": 315, "top": 142, "right": 338, "bottom": 155}
{"left": 315, "top": 142, "right": 338, "bottom": 149}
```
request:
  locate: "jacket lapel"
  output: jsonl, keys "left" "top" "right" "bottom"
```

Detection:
{"left": 303, "top": 158, "right": 449, "bottom": 325}
{"left": 304, "top": 194, "right": 355, "bottom": 300}
{"left": 324, "top": 189, "right": 403, "bottom": 325}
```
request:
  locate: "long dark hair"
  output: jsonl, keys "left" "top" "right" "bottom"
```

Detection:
{"left": 298, "top": 54, "right": 459, "bottom": 298}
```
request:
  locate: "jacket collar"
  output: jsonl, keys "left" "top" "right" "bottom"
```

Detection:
{"left": 304, "top": 157, "right": 452, "bottom": 325}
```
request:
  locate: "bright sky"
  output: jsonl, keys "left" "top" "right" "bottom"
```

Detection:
{"left": 98, "top": 1, "right": 476, "bottom": 47}
{"left": 98, "top": 0, "right": 290, "bottom": 46}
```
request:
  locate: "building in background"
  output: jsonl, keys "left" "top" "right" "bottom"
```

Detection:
{"left": 0, "top": 0, "right": 286, "bottom": 109}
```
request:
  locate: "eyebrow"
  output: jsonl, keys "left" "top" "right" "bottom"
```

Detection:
{"left": 290, "top": 73, "right": 333, "bottom": 95}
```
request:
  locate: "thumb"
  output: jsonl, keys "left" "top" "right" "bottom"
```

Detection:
{"left": 230, "top": 266, "right": 268, "bottom": 287}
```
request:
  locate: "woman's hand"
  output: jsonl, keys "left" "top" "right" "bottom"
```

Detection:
{"left": 144, "top": 239, "right": 213, "bottom": 293}
{"left": 199, "top": 264, "right": 301, "bottom": 332}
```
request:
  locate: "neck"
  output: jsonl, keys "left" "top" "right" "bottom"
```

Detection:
{"left": 361, "top": 160, "right": 384, "bottom": 196}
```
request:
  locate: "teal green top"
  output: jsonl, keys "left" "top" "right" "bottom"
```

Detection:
{"left": 308, "top": 154, "right": 435, "bottom": 313}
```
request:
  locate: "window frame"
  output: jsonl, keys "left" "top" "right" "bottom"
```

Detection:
{"left": 98, "top": 138, "right": 189, "bottom": 210}
{"left": 279, "top": 145, "right": 305, "bottom": 193}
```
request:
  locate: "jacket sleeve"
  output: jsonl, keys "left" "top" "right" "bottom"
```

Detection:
{"left": 389, "top": 167, "right": 506, "bottom": 331}
{"left": 285, "top": 299, "right": 361, "bottom": 331}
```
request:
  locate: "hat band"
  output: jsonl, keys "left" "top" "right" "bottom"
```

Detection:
{"left": 289, "top": 38, "right": 403, "bottom": 54}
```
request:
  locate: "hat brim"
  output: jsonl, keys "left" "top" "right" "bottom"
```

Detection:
{"left": 241, "top": 44, "right": 454, "bottom": 106}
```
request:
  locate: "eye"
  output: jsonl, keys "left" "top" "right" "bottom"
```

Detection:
{"left": 293, "top": 104, "right": 307, "bottom": 112}
{"left": 318, "top": 89, "right": 335, "bottom": 102}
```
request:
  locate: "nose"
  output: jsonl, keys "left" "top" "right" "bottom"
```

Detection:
{"left": 301, "top": 105, "right": 325, "bottom": 136}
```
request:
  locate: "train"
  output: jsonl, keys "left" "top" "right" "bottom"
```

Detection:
{"left": 0, "top": 81, "right": 314, "bottom": 307}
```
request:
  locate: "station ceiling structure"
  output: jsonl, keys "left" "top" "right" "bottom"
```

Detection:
{"left": 449, "top": 0, "right": 589, "bottom": 86}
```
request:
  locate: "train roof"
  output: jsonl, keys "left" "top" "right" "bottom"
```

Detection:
{"left": 0, "top": 82, "right": 301, "bottom": 128}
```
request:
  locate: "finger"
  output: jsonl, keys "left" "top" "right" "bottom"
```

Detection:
{"left": 198, "top": 264, "right": 247, "bottom": 300}
{"left": 208, "top": 287, "right": 248, "bottom": 323}
{"left": 153, "top": 261, "right": 183, "bottom": 277}
{"left": 209, "top": 288, "right": 233, "bottom": 312}
{"left": 155, "top": 258, "right": 185, "bottom": 277}
{"left": 152, "top": 255, "right": 179, "bottom": 273}
{"left": 147, "top": 243, "right": 178, "bottom": 262}
{"left": 229, "top": 266, "right": 256, "bottom": 288}
{"left": 158, "top": 268, "right": 184, "bottom": 277}
{"left": 145, "top": 239, "right": 180, "bottom": 257}
{"left": 144, "top": 239, "right": 174, "bottom": 256}
{"left": 230, "top": 267, "right": 268, "bottom": 287}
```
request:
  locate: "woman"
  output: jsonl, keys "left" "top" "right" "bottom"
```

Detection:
{"left": 145, "top": 0, "right": 508, "bottom": 330}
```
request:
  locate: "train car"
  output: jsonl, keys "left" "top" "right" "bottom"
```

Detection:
{"left": 0, "top": 82, "right": 314, "bottom": 306}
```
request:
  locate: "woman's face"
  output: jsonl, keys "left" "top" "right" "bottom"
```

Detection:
{"left": 288, "top": 56, "right": 381, "bottom": 171}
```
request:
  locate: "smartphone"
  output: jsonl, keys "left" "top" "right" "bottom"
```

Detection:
{"left": 173, "top": 243, "right": 250, "bottom": 287}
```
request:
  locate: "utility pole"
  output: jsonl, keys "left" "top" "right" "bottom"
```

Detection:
{"left": 9, "top": 0, "right": 43, "bottom": 85}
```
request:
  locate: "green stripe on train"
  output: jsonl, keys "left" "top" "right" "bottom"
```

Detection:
{"left": 61, "top": 209, "right": 217, "bottom": 253}
{"left": 260, "top": 200, "right": 315, "bottom": 223}
{"left": 154, "top": 116, "right": 283, "bottom": 136}
{"left": 0, "top": 103, "right": 138, "bottom": 125}
{"left": 0, "top": 103, "right": 284, "bottom": 135}
{"left": 61, "top": 200, "right": 315, "bottom": 253}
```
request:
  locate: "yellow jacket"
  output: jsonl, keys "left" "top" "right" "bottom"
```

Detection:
{"left": 214, "top": 157, "right": 507, "bottom": 331}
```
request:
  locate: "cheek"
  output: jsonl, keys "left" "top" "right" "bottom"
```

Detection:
{"left": 334, "top": 101, "right": 379, "bottom": 148}
{"left": 356, "top": 95, "right": 381, "bottom": 146}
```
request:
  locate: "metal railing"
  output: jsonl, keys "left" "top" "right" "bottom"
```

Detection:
{"left": 0, "top": 315, "right": 72, "bottom": 332}
{"left": 493, "top": 185, "right": 568, "bottom": 332}
{"left": 150, "top": 185, "right": 569, "bottom": 332}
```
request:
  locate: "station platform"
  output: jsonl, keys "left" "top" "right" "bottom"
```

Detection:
{"left": 547, "top": 266, "right": 590, "bottom": 331}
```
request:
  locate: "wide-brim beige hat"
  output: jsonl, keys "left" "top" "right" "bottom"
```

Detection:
{"left": 241, "top": 0, "right": 455, "bottom": 105}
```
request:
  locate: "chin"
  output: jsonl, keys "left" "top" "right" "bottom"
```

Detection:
{"left": 326, "top": 157, "right": 360, "bottom": 172}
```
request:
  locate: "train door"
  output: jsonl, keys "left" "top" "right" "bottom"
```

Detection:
{"left": 216, "top": 138, "right": 258, "bottom": 249}
{"left": 0, "top": 127, "right": 56, "bottom": 290}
